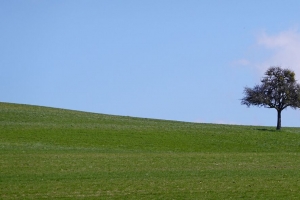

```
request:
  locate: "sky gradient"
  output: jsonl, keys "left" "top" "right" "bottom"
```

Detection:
{"left": 2, "top": 1, "right": 300, "bottom": 127}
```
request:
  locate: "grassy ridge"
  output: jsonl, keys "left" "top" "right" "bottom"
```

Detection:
{"left": 1, "top": 102, "right": 300, "bottom": 199}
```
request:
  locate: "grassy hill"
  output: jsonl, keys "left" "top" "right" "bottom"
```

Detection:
{"left": 1, "top": 102, "right": 300, "bottom": 199}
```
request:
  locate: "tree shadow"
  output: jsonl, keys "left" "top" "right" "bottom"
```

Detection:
{"left": 255, "top": 128, "right": 277, "bottom": 132}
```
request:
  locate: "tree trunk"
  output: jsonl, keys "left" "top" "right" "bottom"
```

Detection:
{"left": 276, "top": 109, "right": 281, "bottom": 130}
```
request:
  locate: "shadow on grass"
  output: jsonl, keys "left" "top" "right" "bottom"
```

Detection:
{"left": 255, "top": 128, "right": 277, "bottom": 132}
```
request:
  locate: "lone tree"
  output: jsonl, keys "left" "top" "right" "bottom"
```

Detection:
{"left": 241, "top": 66, "right": 300, "bottom": 130}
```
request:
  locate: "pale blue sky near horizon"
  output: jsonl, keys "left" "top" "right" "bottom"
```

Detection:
{"left": 2, "top": 1, "right": 300, "bottom": 127}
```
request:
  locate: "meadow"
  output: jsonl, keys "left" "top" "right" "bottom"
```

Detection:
{"left": 1, "top": 102, "right": 300, "bottom": 199}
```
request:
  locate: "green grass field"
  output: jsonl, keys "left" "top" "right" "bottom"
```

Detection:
{"left": 1, "top": 102, "right": 300, "bottom": 199}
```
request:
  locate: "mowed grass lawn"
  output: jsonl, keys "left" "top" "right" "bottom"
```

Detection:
{"left": 1, "top": 102, "right": 300, "bottom": 199}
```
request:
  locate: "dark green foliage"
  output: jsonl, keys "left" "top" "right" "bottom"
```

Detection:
{"left": 242, "top": 67, "right": 300, "bottom": 130}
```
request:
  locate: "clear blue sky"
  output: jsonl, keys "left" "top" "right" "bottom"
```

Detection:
{"left": 2, "top": 1, "right": 300, "bottom": 127}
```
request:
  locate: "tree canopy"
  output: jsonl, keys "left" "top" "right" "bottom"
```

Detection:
{"left": 241, "top": 66, "right": 300, "bottom": 130}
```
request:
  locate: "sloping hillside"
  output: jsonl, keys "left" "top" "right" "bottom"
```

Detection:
{"left": 1, "top": 102, "right": 300, "bottom": 199}
{"left": 1, "top": 102, "right": 300, "bottom": 153}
